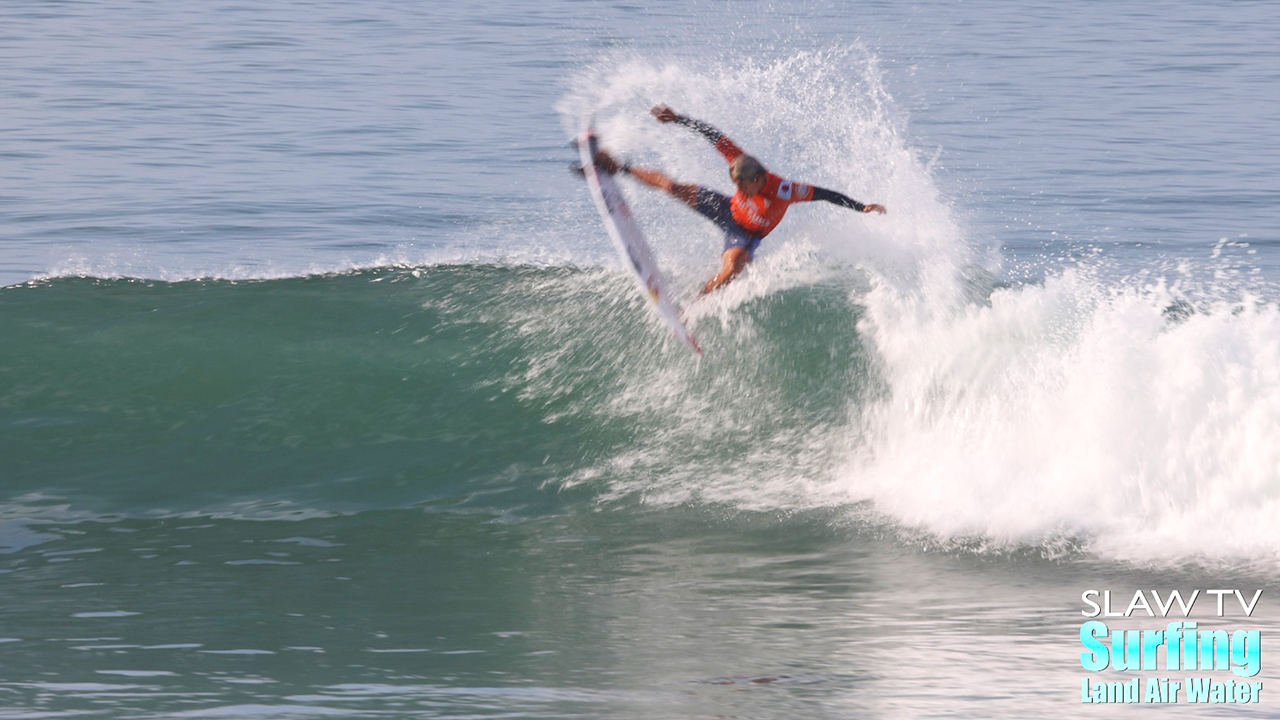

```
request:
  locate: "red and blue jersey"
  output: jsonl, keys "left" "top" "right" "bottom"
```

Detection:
{"left": 673, "top": 112, "right": 868, "bottom": 240}
{"left": 712, "top": 136, "right": 815, "bottom": 238}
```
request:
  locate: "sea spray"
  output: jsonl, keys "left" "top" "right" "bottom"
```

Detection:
{"left": 556, "top": 48, "right": 939, "bottom": 509}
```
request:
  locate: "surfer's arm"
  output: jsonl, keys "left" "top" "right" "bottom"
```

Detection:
{"left": 811, "top": 186, "right": 887, "bottom": 214}
{"left": 651, "top": 105, "right": 744, "bottom": 162}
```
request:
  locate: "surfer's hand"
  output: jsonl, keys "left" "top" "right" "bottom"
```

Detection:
{"left": 594, "top": 150, "right": 623, "bottom": 175}
{"left": 863, "top": 203, "right": 887, "bottom": 214}
{"left": 650, "top": 105, "right": 679, "bottom": 123}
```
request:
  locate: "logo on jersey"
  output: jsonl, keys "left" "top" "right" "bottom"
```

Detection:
{"left": 776, "top": 180, "right": 811, "bottom": 202}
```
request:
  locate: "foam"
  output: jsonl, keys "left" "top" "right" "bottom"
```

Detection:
{"left": 848, "top": 266, "right": 1280, "bottom": 567}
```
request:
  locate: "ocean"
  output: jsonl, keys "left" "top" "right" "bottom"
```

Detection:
{"left": 2, "top": 0, "right": 1279, "bottom": 717}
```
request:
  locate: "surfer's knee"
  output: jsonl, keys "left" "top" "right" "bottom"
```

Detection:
{"left": 724, "top": 246, "right": 750, "bottom": 271}
{"left": 700, "top": 247, "right": 751, "bottom": 295}
{"left": 718, "top": 247, "right": 750, "bottom": 279}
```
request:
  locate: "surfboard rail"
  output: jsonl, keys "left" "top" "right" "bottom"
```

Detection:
{"left": 577, "top": 129, "right": 702, "bottom": 356}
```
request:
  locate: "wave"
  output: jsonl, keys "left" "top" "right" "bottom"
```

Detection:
{"left": 7, "top": 249, "right": 1279, "bottom": 570}
{"left": 0, "top": 263, "right": 873, "bottom": 523}
{"left": 5, "top": 45, "right": 1278, "bottom": 571}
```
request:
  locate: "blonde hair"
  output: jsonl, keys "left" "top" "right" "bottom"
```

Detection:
{"left": 729, "top": 155, "right": 766, "bottom": 183}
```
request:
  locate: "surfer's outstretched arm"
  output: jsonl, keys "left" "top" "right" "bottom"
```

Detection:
{"left": 651, "top": 105, "right": 725, "bottom": 144}
{"left": 595, "top": 150, "right": 698, "bottom": 208}
{"left": 651, "top": 105, "right": 746, "bottom": 161}
{"left": 811, "top": 186, "right": 887, "bottom": 214}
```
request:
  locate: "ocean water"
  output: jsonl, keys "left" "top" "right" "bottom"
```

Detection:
{"left": 3, "top": 0, "right": 1280, "bottom": 717}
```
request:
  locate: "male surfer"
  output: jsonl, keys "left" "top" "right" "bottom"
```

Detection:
{"left": 595, "top": 105, "right": 886, "bottom": 295}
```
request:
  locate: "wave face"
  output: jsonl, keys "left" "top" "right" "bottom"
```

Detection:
{"left": 7, "top": 253, "right": 1280, "bottom": 568}
{"left": 0, "top": 266, "right": 874, "bottom": 522}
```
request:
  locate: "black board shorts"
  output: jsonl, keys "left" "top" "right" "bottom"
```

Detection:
{"left": 694, "top": 187, "right": 764, "bottom": 257}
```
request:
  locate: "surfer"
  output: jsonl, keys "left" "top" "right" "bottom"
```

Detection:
{"left": 595, "top": 104, "right": 886, "bottom": 294}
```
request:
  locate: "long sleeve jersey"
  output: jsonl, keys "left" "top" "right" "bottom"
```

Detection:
{"left": 675, "top": 115, "right": 867, "bottom": 237}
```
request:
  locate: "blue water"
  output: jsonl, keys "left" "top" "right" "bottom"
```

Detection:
{"left": 3, "top": 1, "right": 1280, "bottom": 717}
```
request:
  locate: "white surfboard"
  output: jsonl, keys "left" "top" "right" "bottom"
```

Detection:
{"left": 577, "top": 129, "right": 702, "bottom": 356}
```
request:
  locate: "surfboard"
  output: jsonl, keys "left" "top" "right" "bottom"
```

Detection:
{"left": 577, "top": 129, "right": 702, "bottom": 356}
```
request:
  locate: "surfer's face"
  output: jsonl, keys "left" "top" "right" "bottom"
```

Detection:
{"left": 734, "top": 174, "right": 766, "bottom": 197}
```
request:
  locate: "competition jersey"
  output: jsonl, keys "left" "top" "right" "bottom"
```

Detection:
{"left": 714, "top": 136, "right": 814, "bottom": 237}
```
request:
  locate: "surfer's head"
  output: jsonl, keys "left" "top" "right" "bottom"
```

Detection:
{"left": 729, "top": 155, "right": 767, "bottom": 195}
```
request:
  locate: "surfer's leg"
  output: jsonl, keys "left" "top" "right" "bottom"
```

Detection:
{"left": 692, "top": 191, "right": 760, "bottom": 294}
{"left": 691, "top": 187, "right": 731, "bottom": 222}
{"left": 613, "top": 162, "right": 699, "bottom": 208}
{"left": 701, "top": 246, "right": 751, "bottom": 295}
{"left": 669, "top": 183, "right": 699, "bottom": 208}
{"left": 594, "top": 151, "right": 700, "bottom": 209}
